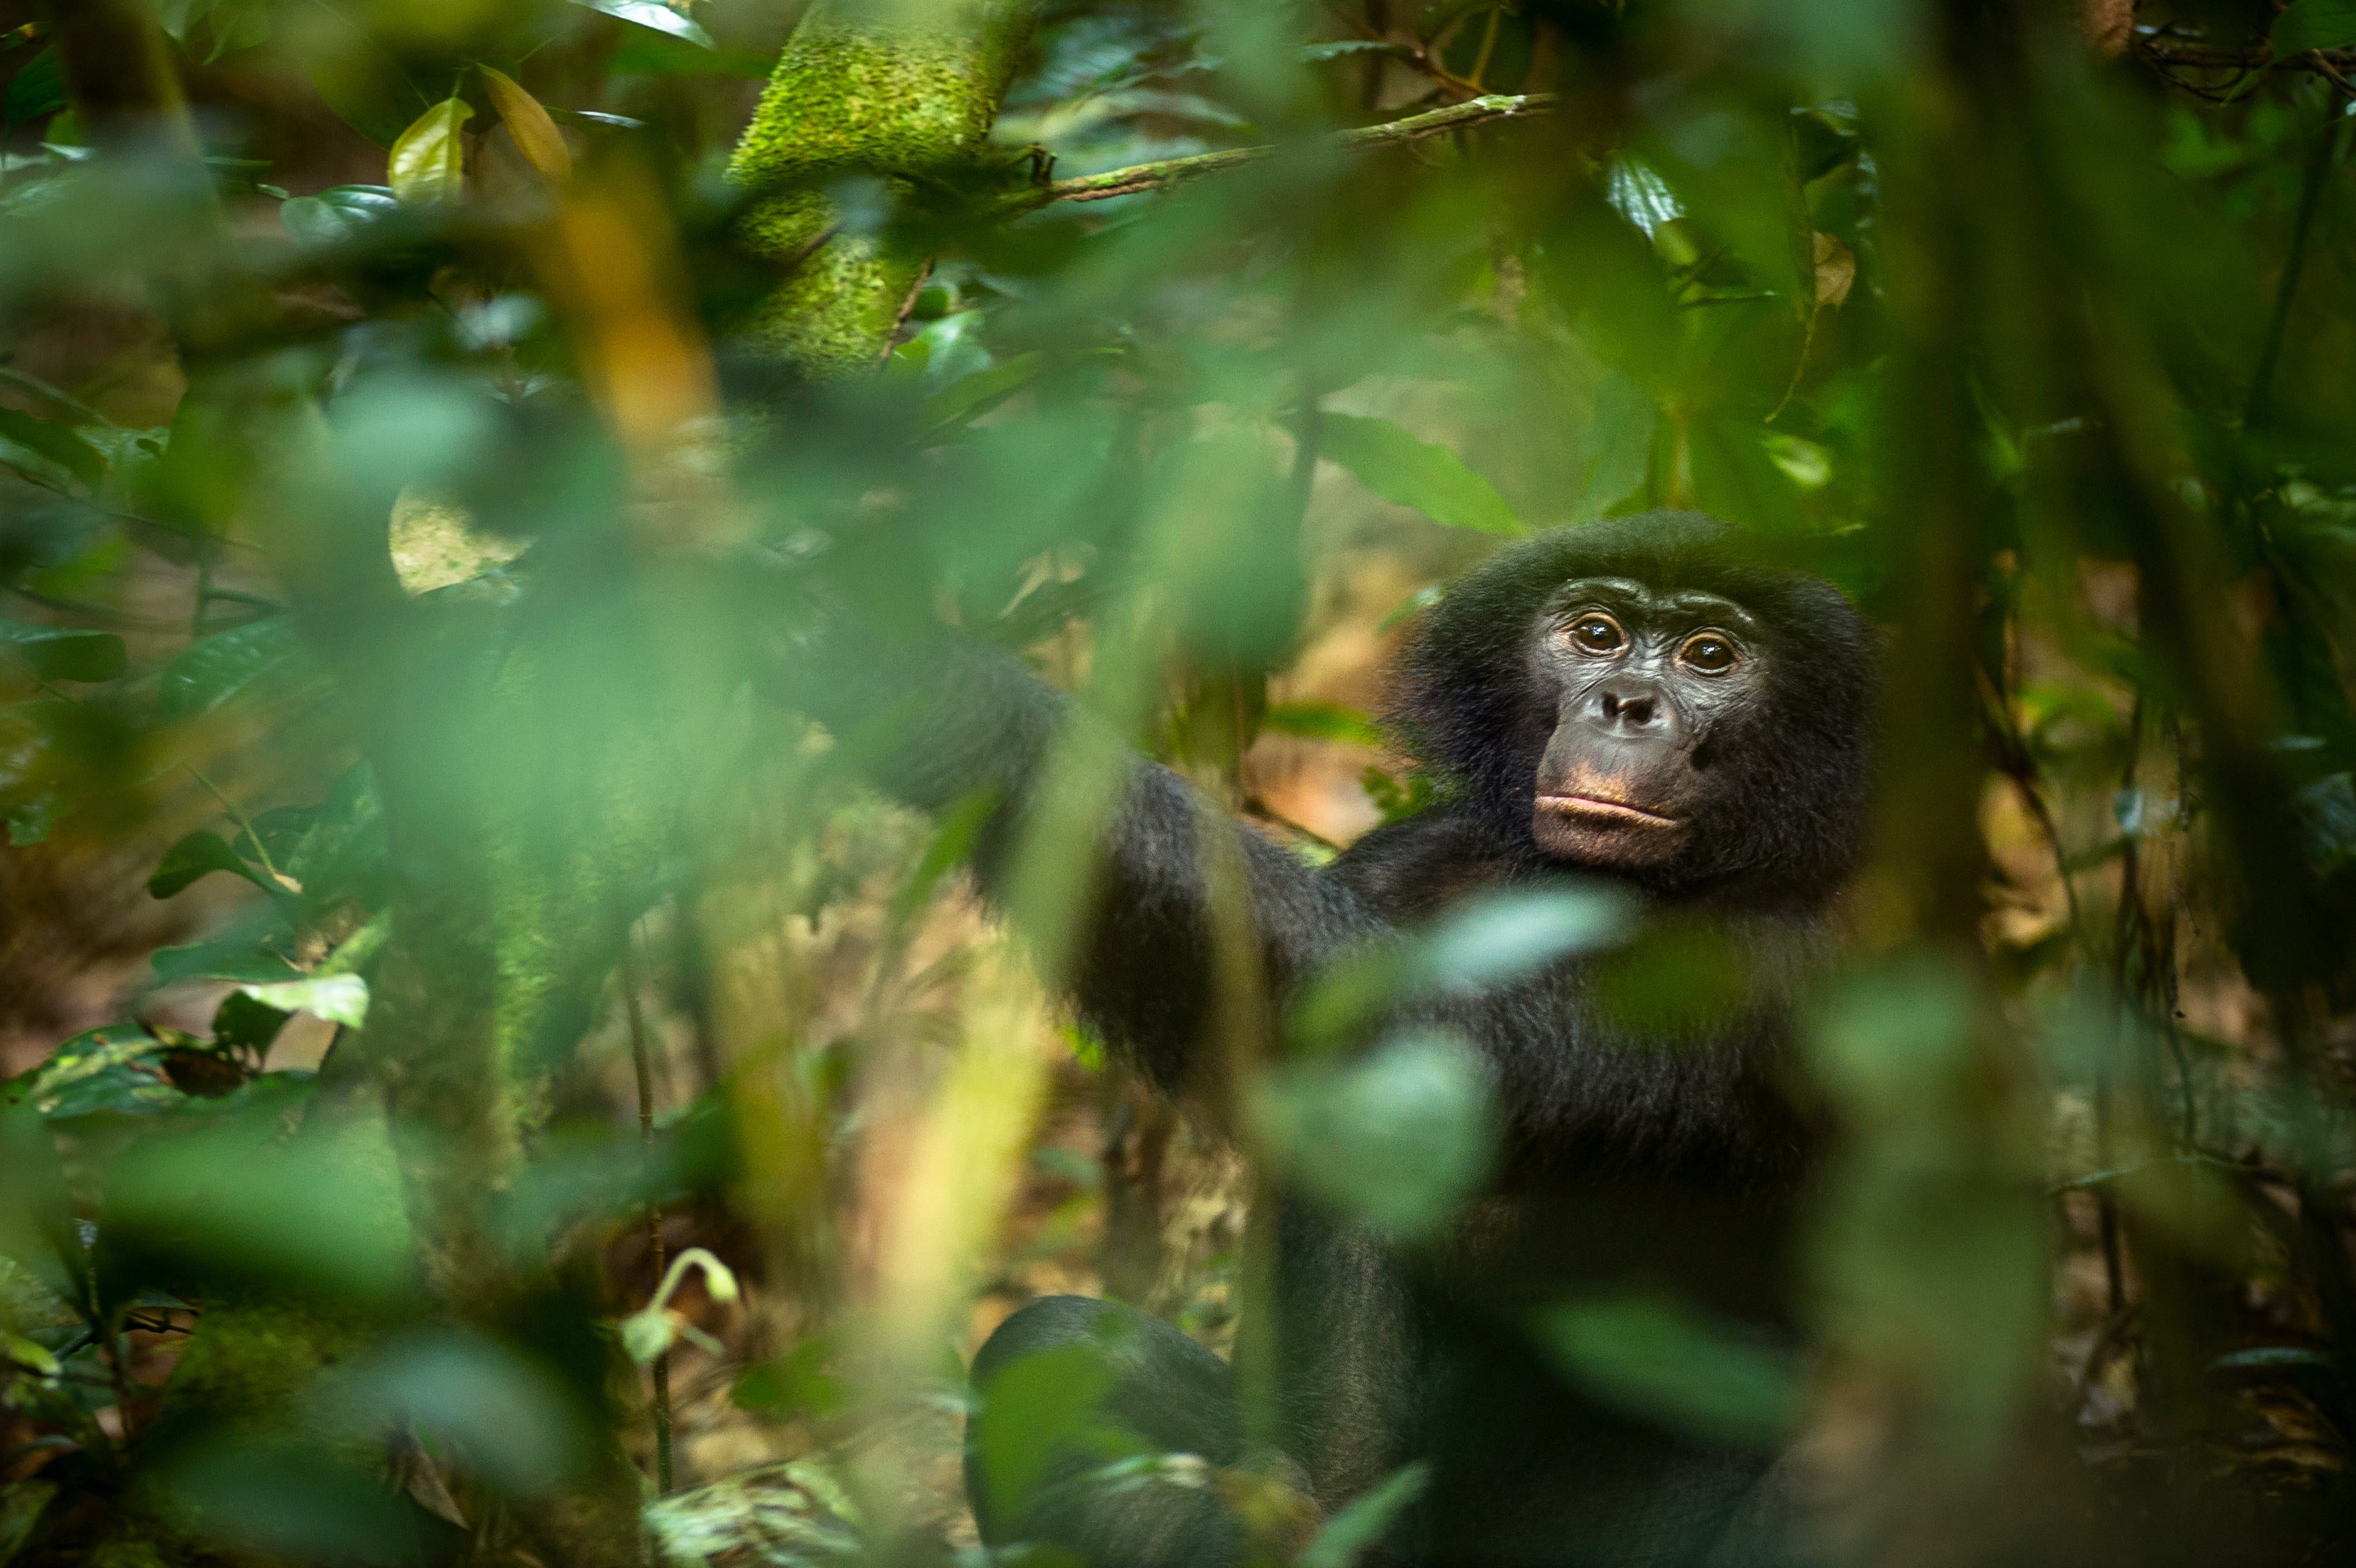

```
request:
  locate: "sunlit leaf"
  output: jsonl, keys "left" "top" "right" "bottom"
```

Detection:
{"left": 237, "top": 973, "right": 370, "bottom": 1029}
{"left": 1319, "top": 414, "right": 1523, "bottom": 535}
{"left": 388, "top": 97, "right": 473, "bottom": 206}
{"left": 480, "top": 67, "right": 573, "bottom": 184}
{"left": 567, "top": 0, "right": 715, "bottom": 49}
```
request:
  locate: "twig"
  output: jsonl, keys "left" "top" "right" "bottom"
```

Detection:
{"left": 1042, "top": 93, "right": 1556, "bottom": 205}
{"left": 621, "top": 935, "right": 673, "bottom": 1497}
{"left": 188, "top": 764, "right": 286, "bottom": 886}
{"left": 2246, "top": 101, "right": 2347, "bottom": 425}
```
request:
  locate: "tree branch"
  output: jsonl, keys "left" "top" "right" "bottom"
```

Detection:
{"left": 1043, "top": 92, "right": 1557, "bottom": 205}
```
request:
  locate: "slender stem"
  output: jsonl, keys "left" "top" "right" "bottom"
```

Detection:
{"left": 621, "top": 936, "right": 673, "bottom": 1496}
{"left": 1041, "top": 93, "right": 1556, "bottom": 205}
{"left": 2245, "top": 104, "right": 2346, "bottom": 425}
{"left": 188, "top": 764, "right": 285, "bottom": 885}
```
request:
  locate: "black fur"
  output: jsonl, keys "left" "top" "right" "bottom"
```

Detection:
{"left": 789, "top": 512, "right": 1875, "bottom": 1566}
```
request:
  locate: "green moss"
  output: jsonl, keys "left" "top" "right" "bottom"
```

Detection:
{"left": 726, "top": 1, "right": 1039, "bottom": 376}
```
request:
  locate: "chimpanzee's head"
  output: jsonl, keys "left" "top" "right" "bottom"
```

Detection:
{"left": 1393, "top": 512, "right": 1876, "bottom": 902}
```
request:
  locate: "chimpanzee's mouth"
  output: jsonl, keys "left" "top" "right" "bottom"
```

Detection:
{"left": 1535, "top": 793, "right": 1683, "bottom": 830}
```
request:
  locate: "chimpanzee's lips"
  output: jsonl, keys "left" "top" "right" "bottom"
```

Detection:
{"left": 1536, "top": 793, "right": 1683, "bottom": 830}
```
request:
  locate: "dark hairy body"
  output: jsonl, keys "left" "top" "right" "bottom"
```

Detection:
{"left": 790, "top": 512, "right": 1877, "bottom": 1566}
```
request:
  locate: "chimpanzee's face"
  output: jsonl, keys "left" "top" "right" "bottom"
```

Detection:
{"left": 1523, "top": 577, "right": 1771, "bottom": 872}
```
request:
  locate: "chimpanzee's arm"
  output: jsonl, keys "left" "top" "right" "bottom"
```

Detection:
{"left": 782, "top": 621, "right": 1380, "bottom": 1096}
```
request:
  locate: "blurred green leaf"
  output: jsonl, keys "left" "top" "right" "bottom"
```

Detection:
{"left": 1297, "top": 1462, "right": 1428, "bottom": 1568}
{"left": 280, "top": 184, "right": 401, "bottom": 246}
{"left": 0, "top": 1477, "right": 57, "bottom": 1565}
{"left": 0, "top": 619, "right": 124, "bottom": 683}
{"left": 1319, "top": 414, "right": 1523, "bottom": 535}
{"left": 1262, "top": 701, "right": 1384, "bottom": 749}
{"left": 1533, "top": 1293, "right": 1801, "bottom": 1448}
{"left": 972, "top": 1341, "right": 1122, "bottom": 1518}
{"left": 388, "top": 97, "right": 473, "bottom": 206}
{"left": 156, "top": 616, "right": 310, "bottom": 722}
{"left": 1422, "top": 886, "right": 1633, "bottom": 994}
{"left": 324, "top": 1331, "right": 588, "bottom": 1495}
{"left": 0, "top": 410, "right": 105, "bottom": 489}
{"left": 922, "top": 349, "right": 1046, "bottom": 431}
{"left": 159, "top": 1442, "right": 416, "bottom": 1566}
{"left": 1572, "top": 371, "right": 1655, "bottom": 520}
{"left": 610, "top": 32, "right": 771, "bottom": 76}
{"left": 0, "top": 48, "right": 64, "bottom": 127}
{"left": 1252, "top": 1030, "right": 1498, "bottom": 1242}
{"left": 2272, "top": 1, "right": 2356, "bottom": 56}
{"left": 569, "top": 0, "right": 715, "bottom": 49}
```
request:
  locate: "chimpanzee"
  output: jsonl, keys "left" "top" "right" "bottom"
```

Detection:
{"left": 786, "top": 511, "right": 1876, "bottom": 1566}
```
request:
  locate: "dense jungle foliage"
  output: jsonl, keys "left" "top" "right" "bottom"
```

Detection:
{"left": 4, "top": 1, "right": 2356, "bottom": 1564}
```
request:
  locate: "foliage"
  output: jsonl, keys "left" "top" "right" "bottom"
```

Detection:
{"left": 1, "top": 1, "right": 2354, "bottom": 1565}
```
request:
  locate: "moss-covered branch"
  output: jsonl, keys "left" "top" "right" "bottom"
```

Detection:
{"left": 1040, "top": 92, "right": 1558, "bottom": 205}
{"left": 727, "top": 0, "right": 1042, "bottom": 377}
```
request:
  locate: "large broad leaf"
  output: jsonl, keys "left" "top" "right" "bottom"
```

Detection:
{"left": 1572, "top": 372, "right": 1655, "bottom": 521}
{"left": 1, "top": 47, "right": 65, "bottom": 127}
{"left": 0, "top": 618, "right": 126, "bottom": 683}
{"left": 156, "top": 617, "right": 310, "bottom": 721}
{"left": 280, "top": 184, "right": 401, "bottom": 246}
{"left": 1319, "top": 414, "right": 1523, "bottom": 536}
{"left": 2274, "top": 0, "right": 2356, "bottom": 55}
{"left": 388, "top": 97, "right": 472, "bottom": 206}
{"left": 568, "top": 0, "right": 715, "bottom": 49}
{"left": 148, "top": 830, "right": 286, "bottom": 901}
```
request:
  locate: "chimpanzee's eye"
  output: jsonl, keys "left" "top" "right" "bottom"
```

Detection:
{"left": 1680, "top": 633, "right": 1739, "bottom": 673}
{"left": 1566, "top": 614, "right": 1625, "bottom": 655}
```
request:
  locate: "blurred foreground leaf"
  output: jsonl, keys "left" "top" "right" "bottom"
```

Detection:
{"left": 1319, "top": 414, "right": 1523, "bottom": 535}
{"left": 1533, "top": 1294, "right": 1800, "bottom": 1449}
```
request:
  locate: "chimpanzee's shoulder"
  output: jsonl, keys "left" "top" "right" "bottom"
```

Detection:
{"left": 1322, "top": 805, "right": 1527, "bottom": 925}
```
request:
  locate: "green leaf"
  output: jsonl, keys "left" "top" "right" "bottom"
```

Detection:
{"left": 0, "top": 619, "right": 126, "bottom": 683}
{"left": 1262, "top": 701, "right": 1385, "bottom": 749}
{"left": 1250, "top": 1030, "right": 1498, "bottom": 1242}
{"left": 149, "top": 830, "right": 283, "bottom": 900}
{"left": 2273, "top": 1, "right": 2356, "bottom": 56}
{"left": 237, "top": 973, "right": 369, "bottom": 1028}
{"left": 1298, "top": 1463, "right": 1428, "bottom": 1568}
{"left": 567, "top": 0, "right": 715, "bottom": 50}
{"left": 157, "top": 616, "right": 310, "bottom": 722}
{"left": 1318, "top": 414, "right": 1523, "bottom": 535}
{"left": 0, "top": 409, "right": 106, "bottom": 489}
{"left": 610, "top": 34, "right": 770, "bottom": 77}
{"left": 280, "top": 184, "right": 400, "bottom": 246}
{"left": 1, "top": 47, "right": 65, "bottom": 127}
{"left": 1532, "top": 1293, "right": 1801, "bottom": 1448}
{"left": 388, "top": 97, "right": 472, "bottom": 206}
{"left": 1572, "top": 371, "right": 1655, "bottom": 520}
{"left": 921, "top": 349, "right": 1048, "bottom": 431}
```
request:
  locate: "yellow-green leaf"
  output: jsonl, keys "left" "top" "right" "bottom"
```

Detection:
{"left": 480, "top": 66, "right": 571, "bottom": 184}
{"left": 388, "top": 96, "right": 473, "bottom": 206}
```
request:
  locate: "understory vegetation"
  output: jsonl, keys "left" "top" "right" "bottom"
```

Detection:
{"left": 4, "top": 1, "right": 2356, "bottom": 1564}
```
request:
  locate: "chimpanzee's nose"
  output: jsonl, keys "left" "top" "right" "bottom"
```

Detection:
{"left": 1591, "top": 682, "right": 1665, "bottom": 732}
{"left": 1599, "top": 688, "right": 1655, "bottom": 727}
